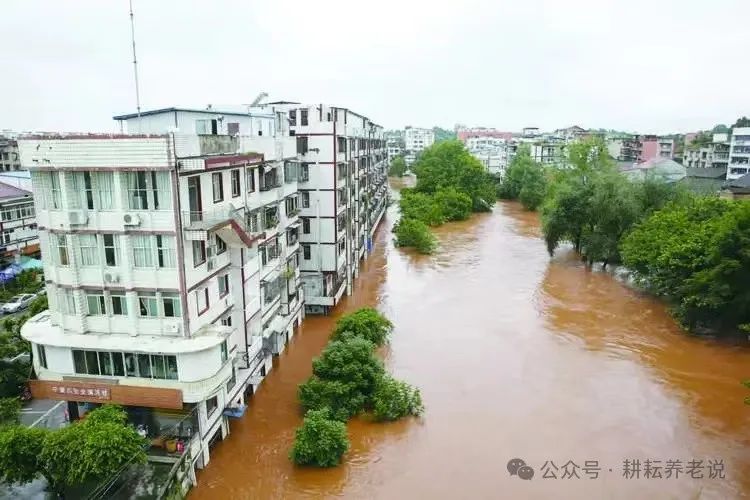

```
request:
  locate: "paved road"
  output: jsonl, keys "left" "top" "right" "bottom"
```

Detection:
{"left": 19, "top": 398, "right": 67, "bottom": 429}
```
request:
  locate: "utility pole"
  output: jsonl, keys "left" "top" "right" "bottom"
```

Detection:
{"left": 129, "top": 0, "right": 142, "bottom": 130}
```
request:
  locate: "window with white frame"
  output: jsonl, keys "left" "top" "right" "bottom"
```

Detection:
{"left": 103, "top": 234, "right": 119, "bottom": 267}
{"left": 128, "top": 172, "right": 148, "bottom": 209}
{"left": 162, "top": 293, "right": 181, "bottom": 317}
{"left": 77, "top": 234, "right": 99, "bottom": 266}
{"left": 132, "top": 235, "right": 154, "bottom": 268}
{"left": 37, "top": 345, "right": 47, "bottom": 369}
{"left": 156, "top": 235, "right": 176, "bottom": 268}
{"left": 138, "top": 292, "right": 158, "bottom": 317}
{"left": 86, "top": 292, "right": 106, "bottom": 315}
{"left": 212, "top": 172, "right": 224, "bottom": 203}
{"left": 218, "top": 274, "right": 229, "bottom": 297}
{"left": 49, "top": 172, "right": 62, "bottom": 209}
{"left": 215, "top": 235, "right": 226, "bottom": 255}
{"left": 55, "top": 234, "right": 70, "bottom": 266}
{"left": 196, "top": 287, "right": 209, "bottom": 314}
{"left": 59, "top": 288, "right": 76, "bottom": 314}
{"left": 301, "top": 192, "right": 310, "bottom": 208}
{"left": 127, "top": 172, "right": 170, "bottom": 210}
{"left": 110, "top": 293, "right": 128, "bottom": 316}
{"left": 231, "top": 169, "right": 241, "bottom": 197}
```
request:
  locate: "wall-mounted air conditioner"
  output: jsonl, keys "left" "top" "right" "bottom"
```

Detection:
{"left": 103, "top": 272, "right": 120, "bottom": 284}
{"left": 123, "top": 213, "right": 141, "bottom": 226}
{"left": 67, "top": 210, "right": 88, "bottom": 226}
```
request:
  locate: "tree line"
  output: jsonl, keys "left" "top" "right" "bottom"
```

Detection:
{"left": 497, "top": 137, "right": 750, "bottom": 335}
{"left": 393, "top": 140, "right": 496, "bottom": 254}
{"left": 290, "top": 308, "right": 423, "bottom": 467}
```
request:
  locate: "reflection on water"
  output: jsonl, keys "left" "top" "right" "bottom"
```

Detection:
{"left": 191, "top": 188, "right": 750, "bottom": 499}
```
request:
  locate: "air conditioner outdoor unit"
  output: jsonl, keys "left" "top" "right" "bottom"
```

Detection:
{"left": 123, "top": 213, "right": 141, "bottom": 226}
{"left": 67, "top": 210, "right": 87, "bottom": 226}
{"left": 103, "top": 272, "right": 120, "bottom": 284}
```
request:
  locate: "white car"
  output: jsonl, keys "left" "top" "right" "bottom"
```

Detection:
{"left": 2, "top": 294, "right": 36, "bottom": 314}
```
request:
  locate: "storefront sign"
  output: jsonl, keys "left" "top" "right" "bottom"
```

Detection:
{"left": 30, "top": 380, "right": 183, "bottom": 410}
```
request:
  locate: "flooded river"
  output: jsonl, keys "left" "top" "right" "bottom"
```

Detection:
{"left": 191, "top": 182, "right": 750, "bottom": 499}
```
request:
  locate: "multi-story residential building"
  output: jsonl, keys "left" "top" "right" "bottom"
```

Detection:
{"left": 0, "top": 181, "right": 39, "bottom": 261}
{"left": 641, "top": 136, "right": 674, "bottom": 161}
{"left": 386, "top": 139, "right": 404, "bottom": 162}
{"left": 270, "top": 103, "right": 388, "bottom": 315}
{"left": 682, "top": 133, "right": 730, "bottom": 169}
{"left": 404, "top": 126, "right": 434, "bottom": 153}
{"left": 457, "top": 127, "right": 514, "bottom": 143}
{"left": 529, "top": 141, "right": 565, "bottom": 165}
{"left": 727, "top": 127, "right": 750, "bottom": 180}
{"left": 0, "top": 136, "right": 22, "bottom": 171}
{"left": 18, "top": 104, "right": 304, "bottom": 473}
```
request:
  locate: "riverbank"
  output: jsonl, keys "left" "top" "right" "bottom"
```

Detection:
{"left": 190, "top": 189, "right": 750, "bottom": 499}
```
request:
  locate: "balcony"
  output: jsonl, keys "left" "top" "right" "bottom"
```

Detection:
{"left": 198, "top": 135, "right": 238, "bottom": 155}
{"left": 182, "top": 206, "right": 262, "bottom": 247}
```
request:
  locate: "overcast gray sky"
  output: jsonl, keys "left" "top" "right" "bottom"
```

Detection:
{"left": 1, "top": 0, "right": 749, "bottom": 134}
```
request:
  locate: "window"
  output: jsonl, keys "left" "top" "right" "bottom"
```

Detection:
{"left": 37, "top": 345, "right": 47, "bottom": 369}
{"left": 86, "top": 293, "right": 106, "bottom": 315}
{"left": 289, "top": 110, "right": 296, "bottom": 126}
{"left": 113, "top": 352, "right": 125, "bottom": 376}
{"left": 227, "top": 122, "right": 240, "bottom": 135}
{"left": 125, "top": 352, "right": 137, "bottom": 376}
{"left": 60, "top": 289, "right": 76, "bottom": 314}
{"left": 215, "top": 236, "right": 226, "bottom": 255}
{"left": 299, "top": 163, "right": 309, "bottom": 182}
{"left": 78, "top": 234, "right": 99, "bottom": 266}
{"left": 220, "top": 341, "right": 228, "bottom": 363}
{"left": 246, "top": 168, "right": 255, "bottom": 192}
{"left": 296, "top": 136, "right": 308, "bottom": 155}
{"left": 86, "top": 351, "right": 100, "bottom": 375}
{"left": 156, "top": 235, "right": 176, "bottom": 268}
{"left": 162, "top": 293, "right": 181, "bottom": 317}
{"left": 103, "top": 234, "right": 118, "bottom": 266}
{"left": 132, "top": 235, "right": 154, "bottom": 268}
{"left": 49, "top": 172, "right": 61, "bottom": 209}
{"left": 137, "top": 354, "right": 152, "bottom": 378}
{"left": 84, "top": 171, "right": 95, "bottom": 209}
{"left": 212, "top": 172, "right": 224, "bottom": 202}
{"left": 151, "top": 354, "right": 166, "bottom": 379}
{"left": 218, "top": 275, "right": 229, "bottom": 297}
{"left": 55, "top": 234, "right": 70, "bottom": 266}
{"left": 196, "top": 287, "right": 209, "bottom": 314}
{"left": 128, "top": 172, "right": 148, "bottom": 209}
{"left": 285, "top": 195, "right": 298, "bottom": 216}
{"left": 302, "top": 192, "right": 310, "bottom": 208}
{"left": 96, "top": 171, "right": 114, "bottom": 209}
{"left": 221, "top": 315, "right": 232, "bottom": 327}
{"left": 138, "top": 292, "right": 158, "bottom": 317}
{"left": 231, "top": 169, "right": 241, "bottom": 197}
{"left": 301, "top": 109, "right": 308, "bottom": 126}
{"left": 302, "top": 218, "right": 310, "bottom": 234}
{"left": 73, "top": 350, "right": 87, "bottom": 374}
{"left": 110, "top": 294, "right": 128, "bottom": 316}
{"left": 206, "top": 395, "right": 218, "bottom": 417}
{"left": 302, "top": 244, "right": 311, "bottom": 260}
{"left": 196, "top": 119, "right": 217, "bottom": 135}
{"left": 166, "top": 356, "right": 178, "bottom": 380}
{"left": 192, "top": 240, "right": 206, "bottom": 267}
{"left": 2, "top": 231, "right": 10, "bottom": 244}
{"left": 99, "top": 351, "right": 114, "bottom": 376}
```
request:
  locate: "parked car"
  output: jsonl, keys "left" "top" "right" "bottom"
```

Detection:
{"left": 2, "top": 294, "right": 36, "bottom": 314}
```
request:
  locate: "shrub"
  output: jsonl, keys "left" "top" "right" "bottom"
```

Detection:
{"left": 434, "top": 187, "right": 472, "bottom": 221}
{"left": 331, "top": 308, "right": 393, "bottom": 347}
{"left": 372, "top": 376, "right": 424, "bottom": 422}
{"left": 399, "top": 191, "right": 444, "bottom": 226}
{"left": 312, "top": 338, "right": 385, "bottom": 399}
{"left": 0, "top": 398, "right": 21, "bottom": 427}
{"left": 394, "top": 218, "right": 436, "bottom": 254}
{"left": 298, "top": 377, "right": 365, "bottom": 421}
{"left": 289, "top": 409, "right": 350, "bottom": 467}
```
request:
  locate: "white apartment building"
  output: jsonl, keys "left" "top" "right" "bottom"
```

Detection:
{"left": 271, "top": 103, "right": 388, "bottom": 314}
{"left": 18, "top": 105, "right": 304, "bottom": 474}
{"left": 386, "top": 139, "right": 403, "bottom": 162}
{"left": 727, "top": 127, "right": 750, "bottom": 180}
{"left": 0, "top": 181, "right": 39, "bottom": 261}
{"left": 682, "top": 133, "right": 730, "bottom": 169}
{"left": 404, "top": 126, "right": 434, "bottom": 165}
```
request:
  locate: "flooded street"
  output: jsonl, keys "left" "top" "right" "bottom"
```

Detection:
{"left": 191, "top": 182, "right": 750, "bottom": 499}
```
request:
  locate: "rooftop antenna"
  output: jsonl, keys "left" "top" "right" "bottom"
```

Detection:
{"left": 129, "top": 0, "right": 142, "bottom": 131}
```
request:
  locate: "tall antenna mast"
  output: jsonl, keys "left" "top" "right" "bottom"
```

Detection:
{"left": 129, "top": 0, "right": 142, "bottom": 125}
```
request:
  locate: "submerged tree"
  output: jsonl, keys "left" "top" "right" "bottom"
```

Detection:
{"left": 289, "top": 409, "right": 350, "bottom": 467}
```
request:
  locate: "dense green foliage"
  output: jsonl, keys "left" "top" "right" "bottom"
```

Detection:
{"left": 621, "top": 197, "right": 750, "bottom": 332}
{"left": 432, "top": 126, "right": 457, "bottom": 143}
{"left": 0, "top": 405, "right": 147, "bottom": 494}
{"left": 372, "top": 376, "right": 424, "bottom": 422}
{"left": 395, "top": 140, "right": 494, "bottom": 254}
{"left": 292, "top": 309, "right": 424, "bottom": 467}
{"left": 388, "top": 156, "right": 407, "bottom": 177}
{"left": 330, "top": 308, "right": 393, "bottom": 347}
{"left": 0, "top": 397, "right": 20, "bottom": 426}
{"left": 0, "top": 359, "right": 29, "bottom": 399}
{"left": 289, "top": 409, "right": 350, "bottom": 467}
{"left": 393, "top": 218, "right": 437, "bottom": 254}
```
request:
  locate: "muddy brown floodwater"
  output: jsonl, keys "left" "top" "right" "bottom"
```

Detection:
{"left": 191, "top": 181, "right": 750, "bottom": 500}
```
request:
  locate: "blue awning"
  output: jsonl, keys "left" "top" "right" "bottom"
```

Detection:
{"left": 223, "top": 404, "right": 247, "bottom": 418}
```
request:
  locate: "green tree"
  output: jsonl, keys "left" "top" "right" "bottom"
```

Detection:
{"left": 498, "top": 144, "right": 535, "bottom": 200}
{"left": 298, "top": 377, "right": 364, "bottom": 421}
{"left": 331, "top": 308, "right": 393, "bottom": 347}
{"left": 388, "top": 156, "right": 407, "bottom": 177}
{"left": 289, "top": 409, "right": 350, "bottom": 467}
{"left": 393, "top": 218, "right": 436, "bottom": 254}
{"left": 312, "top": 338, "right": 385, "bottom": 400}
{"left": 372, "top": 376, "right": 424, "bottom": 422}
{"left": 0, "top": 397, "right": 21, "bottom": 427}
{"left": 433, "top": 187, "right": 472, "bottom": 221}
{"left": 0, "top": 426, "right": 49, "bottom": 486}
{"left": 432, "top": 127, "right": 457, "bottom": 143}
{"left": 0, "top": 359, "right": 30, "bottom": 398}
{"left": 712, "top": 124, "right": 729, "bottom": 134}
{"left": 732, "top": 117, "right": 750, "bottom": 128}
{"left": 542, "top": 176, "right": 592, "bottom": 254}
{"left": 399, "top": 190, "right": 445, "bottom": 226}
{"left": 518, "top": 164, "right": 547, "bottom": 211}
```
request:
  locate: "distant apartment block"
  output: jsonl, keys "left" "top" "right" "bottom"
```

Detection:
{"left": 404, "top": 126, "right": 434, "bottom": 153}
{"left": 0, "top": 181, "right": 39, "bottom": 261}
{"left": 682, "top": 133, "right": 730, "bottom": 169}
{"left": 727, "top": 127, "right": 750, "bottom": 180}
{"left": 607, "top": 134, "right": 673, "bottom": 164}
{"left": 271, "top": 103, "right": 388, "bottom": 314}
{"left": 0, "top": 136, "right": 22, "bottom": 171}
